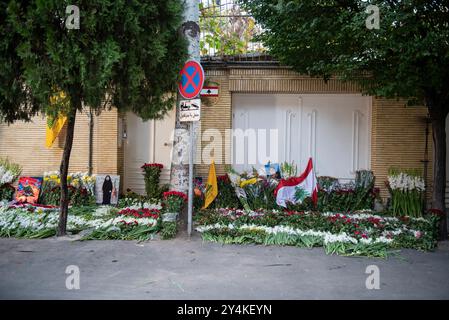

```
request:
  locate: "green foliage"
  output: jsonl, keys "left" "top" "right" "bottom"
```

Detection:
{"left": 195, "top": 208, "right": 440, "bottom": 257}
{"left": 240, "top": 0, "right": 449, "bottom": 104}
{"left": 213, "top": 175, "right": 242, "bottom": 209}
{"left": 141, "top": 164, "right": 163, "bottom": 200}
{"left": 243, "top": 178, "right": 279, "bottom": 210}
{"left": 0, "top": 0, "right": 187, "bottom": 122}
{"left": 160, "top": 221, "right": 177, "bottom": 240}
{"left": 0, "top": 184, "right": 15, "bottom": 201}
{"left": 387, "top": 168, "right": 425, "bottom": 217}
{"left": 0, "top": 157, "right": 22, "bottom": 181}
{"left": 39, "top": 185, "right": 95, "bottom": 207}
{"left": 200, "top": 0, "right": 263, "bottom": 56}
{"left": 280, "top": 161, "right": 297, "bottom": 179}
{"left": 288, "top": 171, "right": 377, "bottom": 212}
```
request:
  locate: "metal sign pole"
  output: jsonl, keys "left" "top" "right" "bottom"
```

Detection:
{"left": 187, "top": 121, "right": 194, "bottom": 237}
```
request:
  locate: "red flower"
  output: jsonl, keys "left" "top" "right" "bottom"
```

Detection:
{"left": 141, "top": 163, "right": 163, "bottom": 169}
{"left": 117, "top": 208, "right": 160, "bottom": 219}
{"left": 217, "top": 175, "right": 230, "bottom": 183}
{"left": 163, "top": 190, "right": 188, "bottom": 202}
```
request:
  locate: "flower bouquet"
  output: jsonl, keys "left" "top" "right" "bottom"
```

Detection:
{"left": 0, "top": 157, "right": 22, "bottom": 201}
{"left": 387, "top": 168, "right": 424, "bottom": 217}
{"left": 160, "top": 190, "right": 187, "bottom": 239}
{"left": 40, "top": 171, "right": 96, "bottom": 206}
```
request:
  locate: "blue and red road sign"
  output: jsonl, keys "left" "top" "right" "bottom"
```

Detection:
{"left": 178, "top": 60, "right": 204, "bottom": 99}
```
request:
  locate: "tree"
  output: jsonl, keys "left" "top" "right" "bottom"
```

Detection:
{"left": 200, "top": 0, "right": 263, "bottom": 56}
{"left": 0, "top": 0, "right": 187, "bottom": 235}
{"left": 241, "top": 0, "right": 449, "bottom": 239}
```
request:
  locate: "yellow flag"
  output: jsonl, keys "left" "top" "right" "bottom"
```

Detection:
{"left": 45, "top": 115, "right": 67, "bottom": 148}
{"left": 240, "top": 177, "right": 258, "bottom": 188}
{"left": 203, "top": 160, "right": 218, "bottom": 209}
{"left": 45, "top": 91, "right": 68, "bottom": 148}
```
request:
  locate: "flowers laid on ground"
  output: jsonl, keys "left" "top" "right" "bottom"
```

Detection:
{"left": 0, "top": 158, "right": 22, "bottom": 201}
{"left": 194, "top": 208, "right": 439, "bottom": 257}
{"left": 141, "top": 163, "right": 165, "bottom": 200}
{"left": 0, "top": 201, "right": 162, "bottom": 241}
{"left": 213, "top": 174, "right": 240, "bottom": 209}
{"left": 202, "top": 166, "right": 377, "bottom": 213}
{"left": 160, "top": 190, "right": 187, "bottom": 239}
{"left": 387, "top": 168, "right": 425, "bottom": 217}
{"left": 40, "top": 171, "right": 96, "bottom": 206}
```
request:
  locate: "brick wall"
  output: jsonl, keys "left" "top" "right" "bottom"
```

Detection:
{"left": 0, "top": 109, "right": 119, "bottom": 177}
{"left": 371, "top": 98, "right": 432, "bottom": 201}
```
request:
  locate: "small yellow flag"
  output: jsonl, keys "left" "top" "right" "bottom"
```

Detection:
{"left": 45, "top": 91, "right": 68, "bottom": 148}
{"left": 240, "top": 177, "right": 258, "bottom": 188}
{"left": 45, "top": 116, "right": 67, "bottom": 148}
{"left": 203, "top": 160, "right": 218, "bottom": 209}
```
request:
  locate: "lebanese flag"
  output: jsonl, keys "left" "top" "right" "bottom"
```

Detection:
{"left": 274, "top": 158, "right": 318, "bottom": 208}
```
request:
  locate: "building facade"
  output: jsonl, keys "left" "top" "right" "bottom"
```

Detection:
{"left": 1, "top": 60, "right": 446, "bottom": 205}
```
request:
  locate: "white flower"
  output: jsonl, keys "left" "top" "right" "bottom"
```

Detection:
{"left": 388, "top": 172, "right": 425, "bottom": 192}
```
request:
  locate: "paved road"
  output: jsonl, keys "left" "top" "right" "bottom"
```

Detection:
{"left": 0, "top": 233, "right": 448, "bottom": 299}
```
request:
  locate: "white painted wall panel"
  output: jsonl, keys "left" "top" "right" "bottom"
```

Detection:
{"left": 232, "top": 94, "right": 371, "bottom": 180}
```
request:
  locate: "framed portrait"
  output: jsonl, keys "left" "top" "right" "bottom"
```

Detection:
{"left": 95, "top": 175, "right": 120, "bottom": 205}
{"left": 15, "top": 177, "right": 43, "bottom": 204}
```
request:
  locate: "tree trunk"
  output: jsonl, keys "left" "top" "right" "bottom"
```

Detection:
{"left": 430, "top": 112, "right": 448, "bottom": 240}
{"left": 56, "top": 105, "right": 78, "bottom": 236}
{"left": 169, "top": 0, "right": 200, "bottom": 194}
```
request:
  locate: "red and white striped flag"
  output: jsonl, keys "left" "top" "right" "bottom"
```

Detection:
{"left": 274, "top": 158, "right": 318, "bottom": 208}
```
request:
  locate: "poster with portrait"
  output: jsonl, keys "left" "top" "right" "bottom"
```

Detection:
{"left": 15, "top": 177, "right": 43, "bottom": 204}
{"left": 95, "top": 175, "right": 120, "bottom": 205}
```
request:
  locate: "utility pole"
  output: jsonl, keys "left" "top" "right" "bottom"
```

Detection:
{"left": 169, "top": 0, "right": 201, "bottom": 235}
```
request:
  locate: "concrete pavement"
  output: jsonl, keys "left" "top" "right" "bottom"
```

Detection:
{"left": 0, "top": 233, "right": 448, "bottom": 299}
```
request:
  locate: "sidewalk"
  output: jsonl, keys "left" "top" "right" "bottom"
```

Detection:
{"left": 0, "top": 234, "right": 448, "bottom": 299}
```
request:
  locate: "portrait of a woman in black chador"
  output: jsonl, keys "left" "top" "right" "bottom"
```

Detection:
{"left": 102, "top": 175, "right": 113, "bottom": 205}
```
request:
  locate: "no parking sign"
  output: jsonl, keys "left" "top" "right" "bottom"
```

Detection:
{"left": 178, "top": 60, "right": 204, "bottom": 99}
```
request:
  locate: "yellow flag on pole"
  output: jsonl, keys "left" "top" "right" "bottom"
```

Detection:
{"left": 45, "top": 91, "right": 68, "bottom": 148}
{"left": 45, "top": 115, "right": 67, "bottom": 148}
{"left": 203, "top": 160, "right": 218, "bottom": 209}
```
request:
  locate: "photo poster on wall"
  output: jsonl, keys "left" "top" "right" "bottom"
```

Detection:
{"left": 95, "top": 175, "right": 120, "bottom": 205}
{"left": 15, "top": 176, "right": 43, "bottom": 204}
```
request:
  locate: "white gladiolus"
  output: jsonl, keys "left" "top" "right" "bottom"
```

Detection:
{"left": 197, "top": 223, "right": 366, "bottom": 245}
{"left": 0, "top": 167, "right": 15, "bottom": 185}
{"left": 388, "top": 172, "right": 425, "bottom": 192}
{"left": 0, "top": 201, "right": 161, "bottom": 235}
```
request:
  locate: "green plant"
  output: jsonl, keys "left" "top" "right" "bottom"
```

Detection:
{"left": 240, "top": 0, "right": 449, "bottom": 239}
{"left": 141, "top": 163, "right": 164, "bottom": 199}
{"left": 160, "top": 221, "right": 177, "bottom": 240}
{"left": 280, "top": 161, "right": 297, "bottom": 179}
{"left": 315, "top": 171, "right": 376, "bottom": 212}
{"left": 1, "top": 0, "right": 188, "bottom": 236}
{"left": 0, "top": 157, "right": 22, "bottom": 189}
{"left": 387, "top": 168, "right": 424, "bottom": 217}
{"left": 213, "top": 175, "right": 241, "bottom": 209}
{"left": 0, "top": 184, "right": 15, "bottom": 201}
